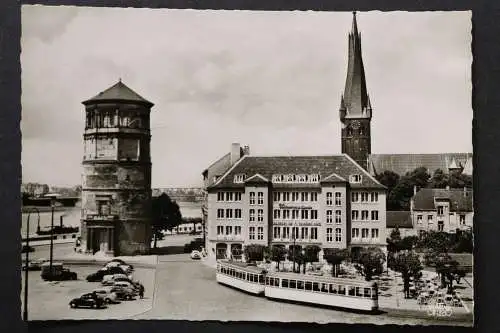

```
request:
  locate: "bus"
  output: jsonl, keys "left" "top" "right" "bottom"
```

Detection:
{"left": 216, "top": 260, "right": 266, "bottom": 295}
{"left": 264, "top": 272, "right": 378, "bottom": 312}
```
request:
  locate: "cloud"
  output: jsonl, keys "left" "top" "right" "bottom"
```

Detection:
{"left": 20, "top": 7, "right": 472, "bottom": 187}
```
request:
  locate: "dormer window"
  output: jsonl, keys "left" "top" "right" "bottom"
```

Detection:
{"left": 350, "top": 174, "right": 362, "bottom": 183}
{"left": 310, "top": 174, "right": 320, "bottom": 182}
{"left": 234, "top": 174, "right": 246, "bottom": 183}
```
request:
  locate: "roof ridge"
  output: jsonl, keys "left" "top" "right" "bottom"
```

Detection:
{"left": 211, "top": 155, "right": 248, "bottom": 187}
{"left": 342, "top": 153, "right": 386, "bottom": 188}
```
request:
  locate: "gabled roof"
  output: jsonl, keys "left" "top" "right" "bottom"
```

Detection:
{"left": 83, "top": 80, "right": 154, "bottom": 107}
{"left": 386, "top": 211, "right": 413, "bottom": 229}
{"left": 209, "top": 154, "right": 385, "bottom": 190}
{"left": 321, "top": 172, "right": 346, "bottom": 183}
{"left": 368, "top": 153, "right": 473, "bottom": 176}
{"left": 412, "top": 188, "right": 473, "bottom": 212}
{"left": 244, "top": 174, "right": 270, "bottom": 184}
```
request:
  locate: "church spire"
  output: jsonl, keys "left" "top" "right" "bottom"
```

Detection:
{"left": 341, "top": 11, "right": 370, "bottom": 119}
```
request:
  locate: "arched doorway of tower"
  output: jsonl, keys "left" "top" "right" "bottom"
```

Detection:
{"left": 216, "top": 243, "right": 228, "bottom": 260}
{"left": 230, "top": 244, "right": 243, "bottom": 261}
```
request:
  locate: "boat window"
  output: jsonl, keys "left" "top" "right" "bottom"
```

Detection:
{"left": 364, "top": 287, "right": 371, "bottom": 298}
{"left": 321, "top": 283, "right": 328, "bottom": 293}
{"left": 289, "top": 280, "right": 296, "bottom": 289}
{"left": 372, "top": 285, "right": 378, "bottom": 299}
{"left": 253, "top": 274, "right": 257, "bottom": 282}
{"left": 274, "top": 278, "right": 280, "bottom": 287}
{"left": 329, "top": 284, "right": 338, "bottom": 294}
{"left": 312, "top": 282, "right": 320, "bottom": 292}
{"left": 338, "top": 285, "right": 346, "bottom": 295}
{"left": 266, "top": 277, "right": 270, "bottom": 285}
{"left": 348, "top": 286, "right": 355, "bottom": 296}
{"left": 356, "top": 287, "right": 363, "bottom": 297}
{"left": 282, "top": 279, "right": 289, "bottom": 288}
{"left": 297, "top": 280, "right": 304, "bottom": 289}
{"left": 259, "top": 275, "right": 264, "bottom": 284}
{"left": 305, "top": 281, "right": 312, "bottom": 291}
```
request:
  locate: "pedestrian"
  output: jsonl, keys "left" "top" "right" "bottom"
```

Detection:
{"left": 139, "top": 284, "right": 145, "bottom": 299}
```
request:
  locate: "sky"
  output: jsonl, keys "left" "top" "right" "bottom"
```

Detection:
{"left": 21, "top": 6, "right": 472, "bottom": 188}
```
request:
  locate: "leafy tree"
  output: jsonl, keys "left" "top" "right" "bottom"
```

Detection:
{"left": 244, "top": 244, "right": 267, "bottom": 263}
{"left": 287, "top": 245, "right": 305, "bottom": 273}
{"left": 391, "top": 251, "right": 423, "bottom": 298}
{"left": 453, "top": 229, "right": 473, "bottom": 253}
{"left": 352, "top": 247, "right": 386, "bottom": 281}
{"left": 270, "top": 245, "right": 287, "bottom": 271}
{"left": 448, "top": 173, "right": 473, "bottom": 189}
{"left": 303, "top": 245, "right": 322, "bottom": 272}
{"left": 399, "top": 236, "right": 419, "bottom": 251}
{"left": 323, "top": 248, "right": 349, "bottom": 277}
{"left": 151, "top": 193, "right": 183, "bottom": 248}
{"left": 387, "top": 227, "right": 402, "bottom": 253}
{"left": 430, "top": 169, "right": 449, "bottom": 188}
{"left": 435, "top": 256, "right": 460, "bottom": 293}
{"left": 375, "top": 170, "right": 400, "bottom": 191}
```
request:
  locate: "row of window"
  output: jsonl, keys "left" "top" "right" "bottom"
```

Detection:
{"left": 217, "top": 208, "right": 379, "bottom": 223}
{"left": 351, "top": 228, "right": 379, "bottom": 240}
{"left": 249, "top": 227, "right": 265, "bottom": 240}
{"left": 271, "top": 174, "right": 321, "bottom": 183}
{"left": 217, "top": 265, "right": 265, "bottom": 284}
{"left": 273, "top": 227, "right": 319, "bottom": 240}
{"left": 216, "top": 225, "right": 242, "bottom": 236}
{"left": 416, "top": 214, "right": 466, "bottom": 225}
{"left": 351, "top": 192, "right": 379, "bottom": 203}
{"left": 217, "top": 192, "right": 243, "bottom": 202}
{"left": 325, "top": 228, "right": 342, "bottom": 242}
{"left": 351, "top": 210, "right": 379, "bottom": 221}
{"left": 266, "top": 277, "right": 376, "bottom": 299}
{"left": 273, "top": 192, "right": 319, "bottom": 202}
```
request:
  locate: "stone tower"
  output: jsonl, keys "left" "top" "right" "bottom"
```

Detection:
{"left": 80, "top": 80, "right": 153, "bottom": 256}
{"left": 340, "top": 12, "right": 372, "bottom": 170}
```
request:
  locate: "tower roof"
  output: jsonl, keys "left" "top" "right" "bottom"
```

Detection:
{"left": 82, "top": 80, "right": 154, "bottom": 107}
{"left": 341, "top": 12, "right": 370, "bottom": 118}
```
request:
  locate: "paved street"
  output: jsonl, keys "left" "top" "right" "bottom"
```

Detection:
{"left": 22, "top": 264, "right": 155, "bottom": 320}
{"left": 132, "top": 254, "right": 470, "bottom": 326}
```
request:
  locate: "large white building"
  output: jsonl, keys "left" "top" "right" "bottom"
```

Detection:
{"left": 205, "top": 154, "right": 387, "bottom": 261}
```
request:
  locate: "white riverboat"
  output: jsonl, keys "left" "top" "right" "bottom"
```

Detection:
{"left": 216, "top": 260, "right": 266, "bottom": 295}
{"left": 264, "top": 272, "right": 379, "bottom": 312}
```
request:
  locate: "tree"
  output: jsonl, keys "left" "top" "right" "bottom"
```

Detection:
{"left": 287, "top": 246, "right": 304, "bottom": 273}
{"left": 270, "top": 245, "right": 287, "bottom": 271}
{"left": 323, "top": 248, "right": 349, "bottom": 277}
{"left": 352, "top": 247, "right": 386, "bottom": 281}
{"left": 430, "top": 169, "right": 449, "bottom": 188}
{"left": 391, "top": 251, "right": 423, "bottom": 298}
{"left": 387, "top": 227, "right": 402, "bottom": 253}
{"left": 435, "top": 256, "right": 460, "bottom": 293}
{"left": 375, "top": 170, "right": 400, "bottom": 191}
{"left": 303, "top": 245, "right": 322, "bottom": 272}
{"left": 151, "top": 193, "right": 183, "bottom": 248}
{"left": 244, "top": 244, "right": 267, "bottom": 263}
{"left": 448, "top": 173, "right": 473, "bottom": 189}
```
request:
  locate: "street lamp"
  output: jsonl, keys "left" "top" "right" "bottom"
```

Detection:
{"left": 45, "top": 194, "right": 58, "bottom": 274}
{"left": 292, "top": 230, "right": 296, "bottom": 273}
{"left": 23, "top": 207, "right": 40, "bottom": 321}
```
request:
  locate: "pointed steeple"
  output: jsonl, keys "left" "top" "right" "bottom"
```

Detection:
{"left": 341, "top": 12, "right": 370, "bottom": 119}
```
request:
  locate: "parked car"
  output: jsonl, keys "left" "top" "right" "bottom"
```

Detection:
{"left": 190, "top": 250, "right": 201, "bottom": 260}
{"left": 104, "top": 261, "right": 134, "bottom": 274}
{"left": 102, "top": 273, "right": 130, "bottom": 286}
{"left": 110, "top": 283, "right": 137, "bottom": 300}
{"left": 21, "top": 245, "right": 35, "bottom": 253}
{"left": 86, "top": 266, "right": 126, "bottom": 282}
{"left": 41, "top": 262, "right": 77, "bottom": 281}
{"left": 22, "top": 258, "right": 48, "bottom": 271}
{"left": 184, "top": 238, "right": 205, "bottom": 253}
{"left": 93, "top": 287, "right": 119, "bottom": 304}
{"left": 69, "top": 293, "right": 105, "bottom": 309}
{"left": 109, "top": 258, "right": 134, "bottom": 269}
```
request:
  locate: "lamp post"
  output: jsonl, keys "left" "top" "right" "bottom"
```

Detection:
{"left": 46, "top": 194, "right": 58, "bottom": 274}
{"left": 292, "top": 230, "right": 296, "bottom": 273}
{"left": 23, "top": 207, "right": 39, "bottom": 321}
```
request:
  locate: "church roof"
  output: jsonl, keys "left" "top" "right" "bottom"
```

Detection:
{"left": 341, "top": 12, "right": 371, "bottom": 119}
{"left": 368, "top": 153, "right": 473, "bottom": 176}
{"left": 83, "top": 80, "right": 154, "bottom": 107}
{"left": 412, "top": 188, "right": 473, "bottom": 212}
{"left": 208, "top": 154, "right": 385, "bottom": 190}
{"left": 386, "top": 211, "right": 413, "bottom": 229}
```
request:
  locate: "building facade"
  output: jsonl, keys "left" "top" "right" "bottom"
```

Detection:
{"left": 206, "top": 154, "right": 387, "bottom": 261}
{"left": 80, "top": 80, "right": 153, "bottom": 256}
{"left": 410, "top": 187, "right": 473, "bottom": 236}
{"left": 386, "top": 211, "right": 418, "bottom": 238}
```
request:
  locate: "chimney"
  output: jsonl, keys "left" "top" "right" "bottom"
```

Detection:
{"left": 243, "top": 145, "right": 250, "bottom": 156}
{"left": 413, "top": 185, "right": 417, "bottom": 196}
{"left": 230, "top": 143, "right": 241, "bottom": 166}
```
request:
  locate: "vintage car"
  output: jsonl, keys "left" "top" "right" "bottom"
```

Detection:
{"left": 102, "top": 273, "right": 130, "bottom": 286}
{"left": 69, "top": 293, "right": 105, "bottom": 309}
{"left": 110, "top": 283, "right": 137, "bottom": 300}
{"left": 190, "top": 250, "right": 202, "bottom": 260}
{"left": 41, "top": 262, "right": 77, "bottom": 281}
{"left": 86, "top": 266, "right": 127, "bottom": 282}
{"left": 93, "top": 287, "right": 119, "bottom": 304}
{"left": 22, "top": 258, "right": 48, "bottom": 271}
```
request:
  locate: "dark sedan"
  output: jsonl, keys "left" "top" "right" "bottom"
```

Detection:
{"left": 69, "top": 293, "right": 105, "bottom": 309}
{"left": 86, "top": 266, "right": 126, "bottom": 282}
